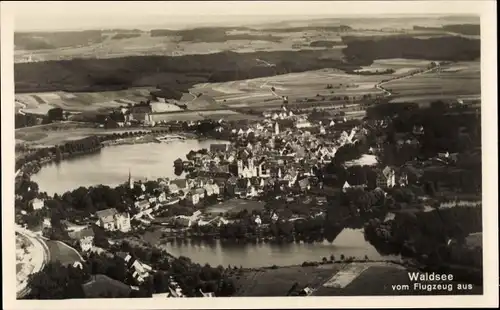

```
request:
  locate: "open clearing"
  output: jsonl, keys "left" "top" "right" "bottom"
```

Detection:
{"left": 45, "top": 240, "right": 82, "bottom": 266}
{"left": 205, "top": 199, "right": 266, "bottom": 215}
{"left": 231, "top": 264, "right": 344, "bottom": 296}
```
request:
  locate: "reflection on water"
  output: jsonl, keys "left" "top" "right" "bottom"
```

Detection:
{"left": 162, "top": 229, "right": 400, "bottom": 268}
{"left": 32, "top": 139, "right": 226, "bottom": 195}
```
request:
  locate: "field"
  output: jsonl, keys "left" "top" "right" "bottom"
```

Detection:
{"left": 231, "top": 264, "right": 344, "bottom": 296}
{"left": 385, "top": 61, "right": 480, "bottom": 104}
{"left": 205, "top": 199, "right": 266, "bottom": 215}
{"left": 190, "top": 58, "right": 441, "bottom": 107}
{"left": 15, "top": 122, "right": 149, "bottom": 147}
{"left": 313, "top": 263, "right": 483, "bottom": 296}
{"left": 14, "top": 59, "right": 480, "bottom": 122}
{"left": 15, "top": 88, "right": 153, "bottom": 114}
{"left": 45, "top": 240, "right": 82, "bottom": 266}
{"left": 14, "top": 15, "right": 478, "bottom": 63}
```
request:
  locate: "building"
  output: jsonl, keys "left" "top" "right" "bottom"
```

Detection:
{"left": 117, "top": 252, "right": 153, "bottom": 284}
{"left": 28, "top": 198, "right": 44, "bottom": 210}
{"left": 210, "top": 143, "right": 230, "bottom": 153}
{"left": 167, "top": 183, "right": 180, "bottom": 194}
{"left": 376, "top": 166, "right": 396, "bottom": 188}
{"left": 96, "top": 208, "right": 131, "bottom": 233}
{"left": 134, "top": 200, "right": 151, "bottom": 211}
{"left": 295, "top": 119, "right": 312, "bottom": 129}
{"left": 68, "top": 228, "right": 95, "bottom": 252}
{"left": 187, "top": 190, "right": 200, "bottom": 205}
{"left": 170, "top": 179, "right": 189, "bottom": 192}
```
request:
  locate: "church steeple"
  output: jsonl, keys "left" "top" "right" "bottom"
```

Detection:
{"left": 128, "top": 169, "right": 134, "bottom": 189}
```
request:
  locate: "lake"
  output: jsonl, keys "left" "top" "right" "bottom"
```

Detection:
{"left": 32, "top": 139, "right": 396, "bottom": 267}
{"left": 157, "top": 229, "right": 399, "bottom": 268}
{"left": 32, "top": 139, "right": 227, "bottom": 195}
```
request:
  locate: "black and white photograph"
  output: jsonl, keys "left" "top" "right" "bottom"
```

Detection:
{"left": 1, "top": 1, "right": 497, "bottom": 309}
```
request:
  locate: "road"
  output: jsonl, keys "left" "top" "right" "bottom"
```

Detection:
{"left": 375, "top": 67, "right": 438, "bottom": 98}
{"left": 16, "top": 227, "right": 50, "bottom": 298}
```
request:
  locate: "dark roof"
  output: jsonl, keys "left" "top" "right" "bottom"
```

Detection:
{"left": 96, "top": 208, "right": 118, "bottom": 221}
{"left": 170, "top": 179, "right": 188, "bottom": 188}
{"left": 82, "top": 274, "right": 132, "bottom": 298}
{"left": 68, "top": 227, "right": 94, "bottom": 240}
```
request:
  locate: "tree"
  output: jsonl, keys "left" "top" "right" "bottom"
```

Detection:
{"left": 47, "top": 107, "right": 64, "bottom": 122}
{"left": 27, "top": 262, "right": 89, "bottom": 299}
{"left": 340, "top": 254, "right": 345, "bottom": 261}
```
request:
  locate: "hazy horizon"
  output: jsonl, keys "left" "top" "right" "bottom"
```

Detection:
{"left": 10, "top": 1, "right": 479, "bottom": 32}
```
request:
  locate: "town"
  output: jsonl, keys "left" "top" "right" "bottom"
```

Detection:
{"left": 11, "top": 9, "right": 485, "bottom": 301}
{"left": 15, "top": 94, "right": 482, "bottom": 298}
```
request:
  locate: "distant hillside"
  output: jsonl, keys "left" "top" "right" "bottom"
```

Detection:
{"left": 342, "top": 36, "right": 480, "bottom": 62}
{"left": 309, "top": 40, "right": 345, "bottom": 48}
{"left": 263, "top": 25, "right": 352, "bottom": 33}
{"left": 14, "top": 49, "right": 357, "bottom": 95}
{"left": 15, "top": 36, "right": 480, "bottom": 98}
{"left": 14, "top": 30, "right": 105, "bottom": 50}
{"left": 413, "top": 24, "right": 480, "bottom": 36}
{"left": 151, "top": 27, "right": 282, "bottom": 42}
{"left": 111, "top": 33, "right": 142, "bottom": 40}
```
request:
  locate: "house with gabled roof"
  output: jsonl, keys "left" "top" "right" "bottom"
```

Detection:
{"left": 68, "top": 227, "right": 94, "bottom": 252}
{"left": 96, "top": 208, "right": 131, "bottom": 233}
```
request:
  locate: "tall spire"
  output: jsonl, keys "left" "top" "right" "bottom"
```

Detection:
{"left": 128, "top": 169, "right": 134, "bottom": 189}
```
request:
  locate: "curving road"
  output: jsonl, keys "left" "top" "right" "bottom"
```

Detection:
{"left": 375, "top": 66, "right": 439, "bottom": 98}
{"left": 16, "top": 227, "right": 50, "bottom": 298}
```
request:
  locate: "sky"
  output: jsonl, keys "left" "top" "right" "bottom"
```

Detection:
{"left": 8, "top": 1, "right": 480, "bottom": 32}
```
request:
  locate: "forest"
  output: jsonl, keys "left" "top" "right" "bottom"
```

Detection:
{"left": 341, "top": 36, "right": 479, "bottom": 63}
{"left": 15, "top": 36, "right": 479, "bottom": 97}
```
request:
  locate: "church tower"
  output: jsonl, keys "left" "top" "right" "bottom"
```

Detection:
{"left": 128, "top": 169, "right": 134, "bottom": 189}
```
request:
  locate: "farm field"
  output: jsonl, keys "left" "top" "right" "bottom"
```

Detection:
{"left": 205, "top": 199, "right": 266, "bottom": 215}
{"left": 14, "top": 58, "right": 479, "bottom": 115}
{"left": 191, "top": 69, "right": 389, "bottom": 107}
{"left": 355, "top": 58, "right": 432, "bottom": 74}
{"left": 15, "top": 13, "right": 478, "bottom": 63}
{"left": 231, "top": 264, "right": 344, "bottom": 296}
{"left": 15, "top": 122, "right": 149, "bottom": 146}
{"left": 191, "top": 59, "right": 480, "bottom": 108}
{"left": 15, "top": 88, "right": 153, "bottom": 114}
{"left": 386, "top": 61, "right": 480, "bottom": 104}
{"left": 312, "top": 263, "right": 483, "bottom": 296}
